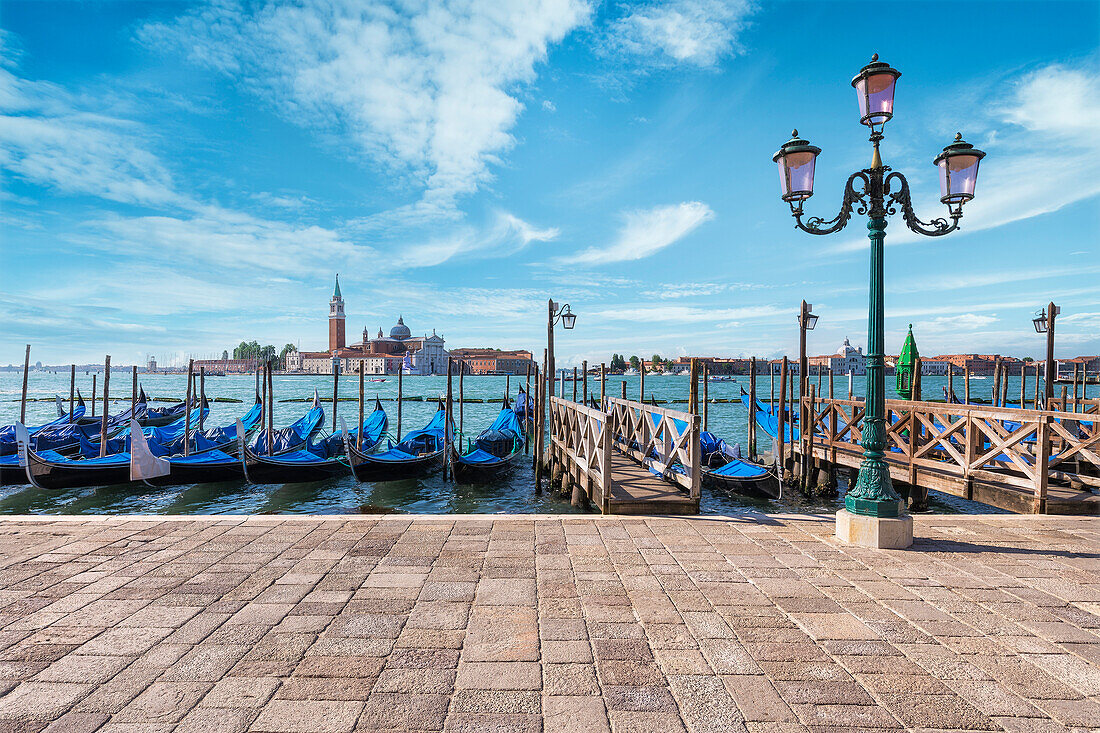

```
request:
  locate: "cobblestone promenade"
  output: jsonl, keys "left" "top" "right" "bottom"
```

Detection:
{"left": 0, "top": 514, "right": 1096, "bottom": 732}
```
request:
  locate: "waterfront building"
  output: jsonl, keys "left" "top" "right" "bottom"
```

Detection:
{"left": 191, "top": 358, "right": 260, "bottom": 374}
{"left": 671, "top": 357, "right": 750, "bottom": 375}
{"left": 450, "top": 348, "right": 535, "bottom": 375}
{"left": 284, "top": 275, "right": 449, "bottom": 375}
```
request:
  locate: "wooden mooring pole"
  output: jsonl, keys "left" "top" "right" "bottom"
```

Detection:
{"left": 445, "top": 358, "right": 453, "bottom": 481}
{"left": 600, "top": 363, "right": 606, "bottom": 407}
{"left": 748, "top": 358, "right": 758, "bottom": 460}
{"left": 640, "top": 364, "right": 645, "bottom": 404}
{"left": 964, "top": 365, "right": 971, "bottom": 405}
{"left": 130, "top": 366, "right": 138, "bottom": 423}
{"left": 572, "top": 367, "right": 578, "bottom": 402}
{"left": 459, "top": 364, "right": 464, "bottom": 440}
{"left": 99, "top": 355, "right": 111, "bottom": 458}
{"left": 266, "top": 365, "right": 274, "bottom": 456}
{"left": 183, "top": 358, "right": 193, "bottom": 457}
{"left": 198, "top": 367, "right": 205, "bottom": 432}
{"left": 19, "top": 345, "right": 30, "bottom": 425}
{"left": 582, "top": 361, "right": 588, "bottom": 404}
{"left": 69, "top": 364, "right": 76, "bottom": 419}
{"left": 397, "top": 368, "right": 403, "bottom": 442}
{"left": 331, "top": 361, "right": 339, "bottom": 425}
{"left": 702, "top": 363, "right": 709, "bottom": 431}
{"left": 358, "top": 361, "right": 364, "bottom": 450}
{"left": 777, "top": 358, "right": 788, "bottom": 480}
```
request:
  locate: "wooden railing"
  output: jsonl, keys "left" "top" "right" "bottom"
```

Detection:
{"left": 798, "top": 396, "right": 1099, "bottom": 512}
{"left": 549, "top": 397, "right": 611, "bottom": 511}
{"left": 605, "top": 397, "right": 701, "bottom": 501}
{"left": 1048, "top": 396, "right": 1100, "bottom": 416}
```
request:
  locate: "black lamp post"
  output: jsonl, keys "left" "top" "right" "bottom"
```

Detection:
{"left": 1033, "top": 302, "right": 1059, "bottom": 405}
{"left": 547, "top": 300, "right": 576, "bottom": 400}
{"left": 773, "top": 54, "right": 986, "bottom": 519}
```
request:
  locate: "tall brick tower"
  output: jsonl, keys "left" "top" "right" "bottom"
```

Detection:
{"left": 329, "top": 273, "right": 346, "bottom": 351}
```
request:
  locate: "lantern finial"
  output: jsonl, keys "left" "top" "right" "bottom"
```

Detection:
{"left": 871, "top": 53, "right": 878, "bottom": 61}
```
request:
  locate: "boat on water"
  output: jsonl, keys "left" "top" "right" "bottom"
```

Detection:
{"left": 0, "top": 395, "right": 86, "bottom": 457}
{"left": 450, "top": 397, "right": 526, "bottom": 483}
{"left": 242, "top": 398, "right": 387, "bottom": 484}
{"left": 131, "top": 396, "right": 267, "bottom": 487}
{"left": 699, "top": 431, "right": 779, "bottom": 499}
{"left": 346, "top": 400, "right": 449, "bottom": 482}
{"left": 369, "top": 378, "right": 387, "bottom": 383}
{"left": 16, "top": 397, "right": 264, "bottom": 490}
{"left": 709, "top": 375, "right": 736, "bottom": 382}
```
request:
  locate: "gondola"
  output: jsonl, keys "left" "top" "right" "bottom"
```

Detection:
{"left": 131, "top": 396, "right": 266, "bottom": 486}
{"left": 74, "top": 387, "right": 148, "bottom": 427}
{"left": 17, "top": 396, "right": 264, "bottom": 490}
{"left": 0, "top": 394, "right": 87, "bottom": 457}
{"left": 698, "top": 431, "right": 780, "bottom": 499}
{"left": 242, "top": 398, "right": 387, "bottom": 484}
{"left": 450, "top": 397, "right": 525, "bottom": 483}
{"left": 346, "top": 400, "right": 448, "bottom": 482}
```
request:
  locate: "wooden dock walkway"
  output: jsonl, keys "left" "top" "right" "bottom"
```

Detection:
{"left": 548, "top": 396, "right": 701, "bottom": 514}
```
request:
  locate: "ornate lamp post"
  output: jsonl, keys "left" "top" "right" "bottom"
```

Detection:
{"left": 1033, "top": 302, "right": 1059, "bottom": 405}
{"left": 547, "top": 300, "right": 576, "bottom": 400}
{"left": 773, "top": 55, "right": 985, "bottom": 522}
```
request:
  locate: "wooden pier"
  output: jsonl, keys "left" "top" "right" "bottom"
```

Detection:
{"left": 789, "top": 396, "right": 1099, "bottom": 515}
{"left": 547, "top": 396, "right": 700, "bottom": 514}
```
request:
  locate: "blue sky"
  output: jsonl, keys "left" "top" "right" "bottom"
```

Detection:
{"left": 1, "top": 0, "right": 1097, "bottom": 368}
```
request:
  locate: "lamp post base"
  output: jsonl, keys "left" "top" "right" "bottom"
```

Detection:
{"left": 835, "top": 509, "right": 912, "bottom": 549}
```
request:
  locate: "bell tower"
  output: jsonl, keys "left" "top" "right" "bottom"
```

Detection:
{"left": 329, "top": 274, "right": 346, "bottom": 351}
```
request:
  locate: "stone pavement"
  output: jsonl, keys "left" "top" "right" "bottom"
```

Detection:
{"left": 0, "top": 514, "right": 1096, "bottom": 733}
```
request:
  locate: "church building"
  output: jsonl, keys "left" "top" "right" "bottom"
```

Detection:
{"left": 285, "top": 275, "right": 449, "bottom": 375}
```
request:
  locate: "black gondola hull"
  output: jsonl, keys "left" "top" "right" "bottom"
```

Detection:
{"left": 243, "top": 446, "right": 348, "bottom": 484}
{"left": 449, "top": 447, "right": 524, "bottom": 484}
{"left": 347, "top": 449, "right": 444, "bottom": 483}
{"left": 702, "top": 469, "right": 781, "bottom": 500}
{"left": 25, "top": 452, "right": 131, "bottom": 490}
{"left": 144, "top": 460, "right": 245, "bottom": 487}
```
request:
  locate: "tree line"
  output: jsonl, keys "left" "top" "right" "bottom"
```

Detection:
{"left": 608, "top": 353, "right": 678, "bottom": 373}
{"left": 233, "top": 341, "right": 298, "bottom": 369}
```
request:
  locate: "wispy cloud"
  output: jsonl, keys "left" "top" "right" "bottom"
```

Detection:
{"left": 141, "top": 0, "right": 592, "bottom": 219}
{"left": 602, "top": 0, "right": 754, "bottom": 68}
{"left": 572, "top": 201, "right": 714, "bottom": 265}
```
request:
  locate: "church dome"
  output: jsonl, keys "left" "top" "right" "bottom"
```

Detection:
{"left": 389, "top": 316, "right": 411, "bottom": 340}
{"left": 836, "top": 337, "right": 862, "bottom": 357}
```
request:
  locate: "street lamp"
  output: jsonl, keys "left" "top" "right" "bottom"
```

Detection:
{"left": 773, "top": 54, "right": 986, "bottom": 520}
{"left": 547, "top": 300, "right": 577, "bottom": 400}
{"left": 1034, "top": 302, "right": 1060, "bottom": 404}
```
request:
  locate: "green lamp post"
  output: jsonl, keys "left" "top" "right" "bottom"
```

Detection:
{"left": 773, "top": 55, "right": 986, "bottom": 520}
{"left": 896, "top": 324, "right": 919, "bottom": 400}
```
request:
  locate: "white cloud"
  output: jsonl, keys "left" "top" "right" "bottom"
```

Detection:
{"left": 604, "top": 0, "right": 754, "bottom": 68}
{"left": 572, "top": 201, "right": 714, "bottom": 265}
{"left": 141, "top": 0, "right": 592, "bottom": 217}
{"left": 0, "top": 67, "right": 186, "bottom": 208}
{"left": 541, "top": 99, "right": 556, "bottom": 112}
{"left": 923, "top": 314, "right": 998, "bottom": 331}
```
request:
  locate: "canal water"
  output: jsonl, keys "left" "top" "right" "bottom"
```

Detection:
{"left": 5, "top": 370, "right": 1086, "bottom": 516}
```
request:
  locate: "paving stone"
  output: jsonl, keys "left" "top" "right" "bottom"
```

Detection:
{"left": 456, "top": 661, "right": 542, "bottom": 690}
{"left": 113, "top": 682, "right": 212, "bottom": 724}
{"left": 357, "top": 693, "right": 449, "bottom": 730}
{"left": 199, "top": 677, "right": 281, "bottom": 708}
{"left": 251, "top": 699, "right": 364, "bottom": 732}
{"left": 0, "top": 682, "right": 95, "bottom": 722}
{"left": 543, "top": 695, "right": 610, "bottom": 733}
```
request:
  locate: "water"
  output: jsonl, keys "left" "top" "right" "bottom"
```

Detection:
{"left": 4, "top": 369, "right": 1078, "bottom": 516}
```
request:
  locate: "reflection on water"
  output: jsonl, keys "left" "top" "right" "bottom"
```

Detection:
{"left": 0, "top": 372, "right": 1021, "bottom": 516}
